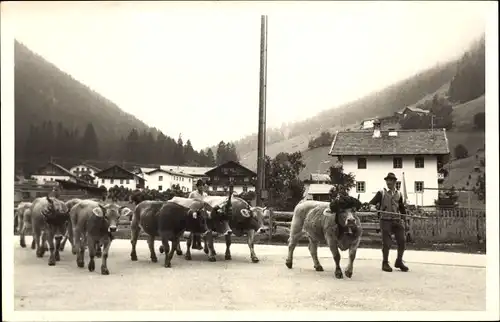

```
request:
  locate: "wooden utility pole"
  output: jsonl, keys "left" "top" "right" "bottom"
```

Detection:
{"left": 256, "top": 15, "right": 268, "bottom": 207}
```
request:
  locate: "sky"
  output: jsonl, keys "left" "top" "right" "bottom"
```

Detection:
{"left": 6, "top": 1, "right": 489, "bottom": 150}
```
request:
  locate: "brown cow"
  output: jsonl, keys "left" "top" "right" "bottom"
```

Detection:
{"left": 71, "top": 199, "right": 131, "bottom": 275}
{"left": 30, "top": 196, "right": 70, "bottom": 266}
{"left": 16, "top": 202, "right": 34, "bottom": 249}
{"left": 285, "top": 196, "right": 363, "bottom": 278}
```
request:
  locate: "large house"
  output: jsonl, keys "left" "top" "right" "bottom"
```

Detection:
{"left": 138, "top": 167, "right": 194, "bottom": 192}
{"left": 94, "top": 165, "right": 146, "bottom": 190}
{"left": 31, "top": 161, "right": 78, "bottom": 185}
{"left": 160, "top": 165, "right": 214, "bottom": 190}
{"left": 396, "top": 106, "right": 431, "bottom": 119}
{"left": 69, "top": 163, "right": 101, "bottom": 184}
{"left": 328, "top": 120, "right": 450, "bottom": 206}
{"left": 205, "top": 161, "right": 257, "bottom": 194}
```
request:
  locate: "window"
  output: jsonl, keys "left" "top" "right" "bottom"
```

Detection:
{"left": 213, "top": 186, "right": 218, "bottom": 191}
{"left": 126, "top": 179, "right": 130, "bottom": 184}
{"left": 415, "top": 181, "right": 424, "bottom": 193}
{"left": 415, "top": 156, "right": 425, "bottom": 168}
{"left": 158, "top": 185, "right": 163, "bottom": 191}
{"left": 120, "top": 179, "right": 124, "bottom": 184}
{"left": 393, "top": 157, "right": 403, "bottom": 169}
{"left": 356, "top": 181, "right": 366, "bottom": 193}
{"left": 396, "top": 181, "right": 401, "bottom": 190}
{"left": 214, "top": 176, "right": 219, "bottom": 181}
{"left": 357, "top": 158, "right": 367, "bottom": 169}
{"left": 110, "top": 179, "right": 114, "bottom": 184}
{"left": 243, "top": 186, "right": 248, "bottom": 192}
{"left": 244, "top": 177, "right": 249, "bottom": 182}
{"left": 159, "top": 176, "right": 163, "bottom": 181}
{"left": 101, "top": 179, "right": 105, "bottom": 184}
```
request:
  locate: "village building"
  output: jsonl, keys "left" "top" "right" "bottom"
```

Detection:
{"left": 328, "top": 120, "right": 450, "bottom": 206}
{"left": 69, "top": 163, "right": 101, "bottom": 184}
{"left": 31, "top": 161, "right": 78, "bottom": 185}
{"left": 396, "top": 106, "right": 431, "bottom": 119}
{"left": 204, "top": 161, "right": 257, "bottom": 194}
{"left": 94, "top": 165, "right": 146, "bottom": 190}
{"left": 160, "top": 165, "right": 214, "bottom": 189}
{"left": 140, "top": 168, "right": 194, "bottom": 192}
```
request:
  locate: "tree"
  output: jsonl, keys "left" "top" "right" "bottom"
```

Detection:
{"left": 454, "top": 144, "right": 469, "bottom": 159}
{"left": 81, "top": 122, "right": 100, "bottom": 159}
{"left": 265, "top": 152, "right": 306, "bottom": 210}
{"left": 206, "top": 148, "right": 216, "bottom": 166}
{"left": 473, "top": 173, "right": 485, "bottom": 203}
{"left": 125, "top": 128, "right": 140, "bottom": 162}
{"left": 216, "top": 141, "right": 227, "bottom": 165}
{"left": 473, "top": 112, "right": 485, "bottom": 130}
{"left": 329, "top": 165, "right": 356, "bottom": 196}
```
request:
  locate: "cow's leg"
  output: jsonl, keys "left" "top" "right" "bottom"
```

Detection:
{"left": 325, "top": 233, "right": 343, "bottom": 279}
{"left": 167, "top": 238, "right": 179, "bottom": 267}
{"left": 176, "top": 241, "right": 183, "bottom": 256}
{"left": 19, "top": 216, "right": 26, "bottom": 248}
{"left": 247, "top": 229, "right": 259, "bottom": 263}
{"left": 74, "top": 228, "right": 85, "bottom": 268}
{"left": 100, "top": 237, "right": 112, "bottom": 275}
{"left": 34, "top": 227, "right": 43, "bottom": 257}
{"left": 224, "top": 234, "right": 232, "bottom": 260}
{"left": 147, "top": 235, "right": 158, "bottom": 263}
{"left": 47, "top": 231, "right": 57, "bottom": 266}
{"left": 203, "top": 235, "right": 209, "bottom": 255}
{"left": 39, "top": 230, "right": 48, "bottom": 258}
{"left": 185, "top": 232, "right": 193, "bottom": 260}
{"left": 130, "top": 219, "right": 140, "bottom": 261}
{"left": 344, "top": 237, "right": 361, "bottom": 278}
{"left": 54, "top": 235, "right": 62, "bottom": 262}
{"left": 95, "top": 241, "right": 102, "bottom": 258}
{"left": 308, "top": 237, "right": 323, "bottom": 271}
{"left": 285, "top": 231, "right": 304, "bottom": 269}
{"left": 87, "top": 235, "right": 96, "bottom": 272}
{"left": 160, "top": 233, "right": 171, "bottom": 268}
{"left": 205, "top": 231, "right": 217, "bottom": 262}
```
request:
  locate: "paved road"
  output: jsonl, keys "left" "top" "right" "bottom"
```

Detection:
{"left": 13, "top": 237, "right": 486, "bottom": 311}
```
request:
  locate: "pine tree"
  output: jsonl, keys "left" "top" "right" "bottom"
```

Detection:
{"left": 81, "top": 122, "right": 100, "bottom": 160}
{"left": 206, "top": 148, "right": 216, "bottom": 166}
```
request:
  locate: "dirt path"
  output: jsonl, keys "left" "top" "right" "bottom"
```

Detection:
{"left": 13, "top": 237, "right": 485, "bottom": 311}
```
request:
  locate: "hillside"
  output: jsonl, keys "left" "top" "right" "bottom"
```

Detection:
{"left": 14, "top": 40, "right": 154, "bottom": 159}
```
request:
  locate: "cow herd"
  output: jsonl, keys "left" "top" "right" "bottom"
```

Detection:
{"left": 15, "top": 194, "right": 364, "bottom": 279}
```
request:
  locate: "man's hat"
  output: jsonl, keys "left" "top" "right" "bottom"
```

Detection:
{"left": 384, "top": 172, "right": 398, "bottom": 181}
{"left": 196, "top": 179, "right": 204, "bottom": 187}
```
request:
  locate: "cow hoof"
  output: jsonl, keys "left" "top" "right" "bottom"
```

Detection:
{"left": 225, "top": 254, "right": 232, "bottom": 260}
{"left": 176, "top": 249, "right": 183, "bottom": 256}
{"left": 203, "top": 248, "right": 209, "bottom": 255}
{"left": 48, "top": 260, "right": 56, "bottom": 266}
{"left": 55, "top": 252, "right": 60, "bottom": 261}
{"left": 208, "top": 257, "right": 216, "bottom": 262}
{"left": 131, "top": 253, "right": 138, "bottom": 261}
{"left": 101, "top": 267, "right": 110, "bottom": 275}
{"left": 96, "top": 252, "right": 102, "bottom": 259}
{"left": 151, "top": 256, "right": 158, "bottom": 263}
{"left": 31, "top": 242, "right": 36, "bottom": 250}
{"left": 285, "top": 261, "right": 293, "bottom": 269}
{"left": 251, "top": 257, "right": 259, "bottom": 263}
{"left": 334, "top": 269, "right": 344, "bottom": 279}
{"left": 185, "top": 254, "right": 192, "bottom": 261}
{"left": 159, "top": 246, "right": 165, "bottom": 254}
{"left": 315, "top": 265, "right": 324, "bottom": 272}
{"left": 345, "top": 270, "right": 353, "bottom": 278}
{"left": 59, "top": 245, "right": 65, "bottom": 252}
{"left": 164, "top": 262, "right": 171, "bottom": 268}
{"left": 20, "top": 241, "right": 26, "bottom": 248}
{"left": 88, "top": 261, "right": 95, "bottom": 272}
{"left": 36, "top": 252, "right": 43, "bottom": 258}
{"left": 77, "top": 260, "right": 84, "bottom": 268}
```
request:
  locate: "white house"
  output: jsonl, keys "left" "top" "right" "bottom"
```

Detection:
{"left": 328, "top": 121, "right": 450, "bottom": 206}
{"left": 31, "top": 161, "right": 78, "bottom": 185}
{"left": 160, "top": 165, "right": 213, "bottom": 190}
{"left": 69, "top": 163, "right": 101, "bottom": 184}
{"left": 142, "top": 168, "right": 194, "bottom": 193}
{"left": 94, "top": 165, "right": 146, "bottom": 190}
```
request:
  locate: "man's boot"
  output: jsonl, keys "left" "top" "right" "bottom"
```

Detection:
{"left": 395, "top": 259, "right": 409, "bottom": 272}
{"left": 382, "top": 261, "right": 393, "bottom": 272}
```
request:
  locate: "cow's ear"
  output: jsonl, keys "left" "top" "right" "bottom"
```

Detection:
{"left": 92, "top": 207, "right": 104, "bottom": 217}
{"left": 120, "top": 207, "right": 131, "bottom": 217}
{"left": 240, "top": 209, "right": 251, "bottom": 218}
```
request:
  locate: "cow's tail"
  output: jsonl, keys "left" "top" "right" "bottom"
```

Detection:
{"left": 288, "top": 203, "right": 308, "bottom": 240}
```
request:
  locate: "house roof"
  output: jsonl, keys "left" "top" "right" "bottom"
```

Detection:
{"left": 95, "top": 165, "right": 146, "bottom": 181}
{"left": 81, "top": 163, "right": 101, "bottom": 172}
{"left": 305, "top": 184, "right": 334, "bottom": 195}
{"left": 33, "top": 161, "right": 76, "bottom": 178}
{"left": 145, "top": 168, "right": 194, "bottom": 178}
{"left": 160, "top": 165, "right": 214, "bottom": 176}
{"left": 205, "top": 161, "right": 257, "bottom": 177}
{"left": 310, "top": 173, "right": 331, "bottom": 182}
{"left": 329, "top": 129, "right": 450, "bottom": 156}
{"left": 399, "top": 106, "right": 430, "bottom": 114}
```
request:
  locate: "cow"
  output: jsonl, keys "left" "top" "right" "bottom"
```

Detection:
{"left": 16, "top": 202, "right": 34, "bottom": 249}
{"left": 58, "top": 198, "right": 82, "bottom": 252}
{"left": 30, "top": 196, "right": 70, "bottom": 266}
{"left": 70, "top": 199, "right": 132, "bottom": 275}
{"left": 285, "top": 195, "right": 363, "bottom": 279}
{"left": 187, "top": 196, "right": 269, "bottom": 263}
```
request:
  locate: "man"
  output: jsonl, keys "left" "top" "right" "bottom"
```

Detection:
{"left": 368, "top": 172, "right": 409, "bottom": 273}
{"left": 188, "top": 180, "right": 208, "bottom": 250}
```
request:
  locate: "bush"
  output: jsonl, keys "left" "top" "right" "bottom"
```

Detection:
{"left": 473, "top": 112, "right": 485, "bottom": 130}
{"left": 454, "top": 144, "right": 469, "bottom": 159}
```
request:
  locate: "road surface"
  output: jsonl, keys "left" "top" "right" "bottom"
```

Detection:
{"left": 13, "top": 237, "right": 486, "bottom": 311}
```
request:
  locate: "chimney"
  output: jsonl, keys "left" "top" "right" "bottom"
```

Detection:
{"left": 372, "top": 119, "right": 381, "bottom": 138}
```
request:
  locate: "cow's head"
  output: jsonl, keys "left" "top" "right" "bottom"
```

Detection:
{"left": 209, "top": 198, "right": 233, "bottom": 236}
{"left": 240, "top": 205, "right": 269, "bottom": 235}
{"left": 92, "top": 203, "right": 131, "bottom": 233}
{"left": 42, "top": 196, "right": 70, "bottom": 240}
{"left": 330, "top": 195, "right": 362, "bottom": 235}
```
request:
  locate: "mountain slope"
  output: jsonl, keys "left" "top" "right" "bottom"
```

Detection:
{"left": 14, "top": 40, "right": 154, "bottom": 158}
